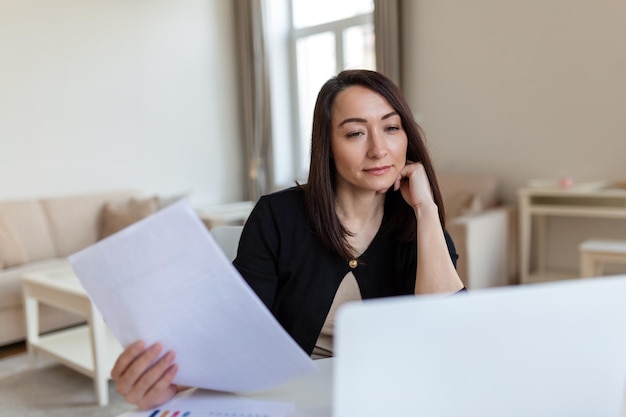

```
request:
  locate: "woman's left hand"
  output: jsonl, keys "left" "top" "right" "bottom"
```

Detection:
{"left": 394, "top": 161, "right": 437, "bottom": 213}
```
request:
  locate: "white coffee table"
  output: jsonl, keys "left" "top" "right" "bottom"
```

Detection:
{"left": 21, "top": 265, "right": 122, "bottom": 406}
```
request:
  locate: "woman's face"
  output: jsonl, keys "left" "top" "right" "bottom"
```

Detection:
{"left": 330, "top": 85, "right": 408, "bottom": 195}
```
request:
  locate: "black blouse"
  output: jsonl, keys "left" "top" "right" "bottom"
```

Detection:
{"left": 233, "top": 187, "right": 459, "bottom": 355}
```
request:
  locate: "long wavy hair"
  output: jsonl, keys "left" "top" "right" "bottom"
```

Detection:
{"left": 301, "top": 69, "right": 446, "bottom": 260}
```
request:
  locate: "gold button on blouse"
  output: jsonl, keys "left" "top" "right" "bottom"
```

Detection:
{"left": 348, "top": 259, "right": 358, "bottom": 269}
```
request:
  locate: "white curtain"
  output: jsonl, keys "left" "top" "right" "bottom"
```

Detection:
{"left": 374, "top": 0, "right": 402, "bottom": 88}
{"left": 233, "top": 0, "right": 273, "bottom": 201}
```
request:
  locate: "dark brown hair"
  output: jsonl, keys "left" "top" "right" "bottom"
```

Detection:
{"left": 301, "top": 69, "right": 446, "bottom": 260}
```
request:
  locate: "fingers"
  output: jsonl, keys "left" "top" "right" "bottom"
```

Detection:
{"left": 112, "top": 341, "right": 179, "bottom": 410}
{"left": 125, "top": 353, "right": 178, "bottom": 410}
{"left": 398, "top": 160, "right": 421, "bottom": 178}
{"left": 111, "top": 340, "right": 145, "bottom": 380}
{"left": 396, "top": 161, "right": 424, "bottom": 190}
{"left": 397, "top": 162, "right": 436, "bottom": 210}
{"left": 394, "top": 176, "right": 401, "bottom": 191}
{"left": 116, "top": 343, "right": 167, "bottom": 394}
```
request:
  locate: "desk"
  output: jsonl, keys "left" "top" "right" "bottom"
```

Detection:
{"left": 518, "top": 186, "right": 626, "bottom": 284}
{"left": 113, "top": 342, "right": 626, "bottom": 417}
{"left": 117, "top": 358, "right": 333, "bottom": 417}
{"left": 21, "top": 266, "right": 122, "bottom": 406}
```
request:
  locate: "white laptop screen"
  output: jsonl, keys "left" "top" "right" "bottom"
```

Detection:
{"left": 335, "top": 276, "right": 626, "bottom": 417}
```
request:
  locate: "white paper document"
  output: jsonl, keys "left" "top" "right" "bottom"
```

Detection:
{"left": 123, "top": 388, "right": 295, "bottom": 417}
{"left": 69, "top": 200, "right": 317, "bottom": 393}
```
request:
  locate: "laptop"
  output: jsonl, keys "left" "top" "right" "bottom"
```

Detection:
{"left": 334, "top": 276, "right": 626, "bottom": 417}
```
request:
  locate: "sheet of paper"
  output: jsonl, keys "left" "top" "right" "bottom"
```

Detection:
{"left": 124, "top": 388, "right": 294, "bottom": 417}
{"left": 69, "top": 199, "right": 317, "bottom": 393}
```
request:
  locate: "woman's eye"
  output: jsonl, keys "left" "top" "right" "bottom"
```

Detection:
{"left": 347, "top": 131, "right": 363, "bottom": 138}
{"left": 385, "top": 125, "right": 400, "bottom": 132}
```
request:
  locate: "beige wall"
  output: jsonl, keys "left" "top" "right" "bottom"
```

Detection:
{"left": 2, "top": 1, "right": 624, "bottom": 274}
{"left": 403, "top": 0, "right": 626, "bottom": 274}
{"left": 0, "top": 0, "right": 244, "bottom": 206}
{"left": 403, "top": 0, "right": 626, "bottom": 198}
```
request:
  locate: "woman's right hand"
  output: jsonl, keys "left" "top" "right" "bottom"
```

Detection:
{"left": 111, "top": 340, "right": 179, "bottom": 410}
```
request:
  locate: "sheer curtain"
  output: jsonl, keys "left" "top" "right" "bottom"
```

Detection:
{"left": 233, "top": 0, "right": 273, "bottom": 201}
{"left": 374, "top": 0, "right": 402, "bottom": 88}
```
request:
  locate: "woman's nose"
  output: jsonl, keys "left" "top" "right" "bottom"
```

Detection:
{"left": 367, "top": 131, "right": 387, "bottom": 159}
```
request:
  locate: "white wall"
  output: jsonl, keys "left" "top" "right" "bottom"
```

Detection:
{"left": 0, "top": 0, "right": 244, "bottom": 206}
{"left": 402, "top": 0, "right": 626, "bottom": 274}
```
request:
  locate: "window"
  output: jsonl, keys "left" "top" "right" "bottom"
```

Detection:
{"left": 290, "top": 0, "right": 375, "bottom": 179}
{"left": 264, "top": 0, "right": 375, "bottom": 188}
{"left": 291, "top": 0, "right": 376, "bottom": 177}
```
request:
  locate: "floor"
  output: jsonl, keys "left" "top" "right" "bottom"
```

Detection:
{"left": 0, "top": 341, "right": 26, "bottom": 360}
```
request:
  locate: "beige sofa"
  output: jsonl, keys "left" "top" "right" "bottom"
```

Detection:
{"left": 0, "top": 190, "right": 145, "bottom": 347}
{"left": 438, "top": 174, "right": 517, "bottom": 290}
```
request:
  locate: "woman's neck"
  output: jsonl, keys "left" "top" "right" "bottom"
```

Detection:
{"left": 335, "top": 190, "right": 385, "bottom": 258}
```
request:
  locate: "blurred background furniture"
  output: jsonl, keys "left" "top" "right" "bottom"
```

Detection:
{"left": 0, "top": 190, "right": 139, "bottom": 347}
{"left": 579, "top": 239, "right": 626, "bottom": 278}
{"left": 438, "top": 174, "right": 516, "bottom": 289}
{"left": 518, "top": 186, "right": 626, "bottom": 285}
{"left": 21, "top": 266, "right": 121, "bottom": 406}
{"left": 196, "top": 201, "right": 254, "bottom": 229}
{"left": 210, "top": 225, "right": 244, "bottom": 262}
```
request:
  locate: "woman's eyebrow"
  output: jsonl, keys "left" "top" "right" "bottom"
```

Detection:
{"left": 382, "top": 111, "right": 399, "bottom": 120}
{"left": 338, "top": 112, "right": 399, "bottom": 127}
{"left": 338, "top": 117, "right": 366, "bottom": 127}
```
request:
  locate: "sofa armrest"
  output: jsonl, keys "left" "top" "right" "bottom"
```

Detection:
{"left": 447, "top": 205, "right": 516, "bottom": 289}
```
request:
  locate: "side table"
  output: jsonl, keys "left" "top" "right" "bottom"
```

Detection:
{"left": 518, "top": 186, "right": 626, "bottom": 284}
{"left": 21, "top": 265, "right": 122, "bottom": 406}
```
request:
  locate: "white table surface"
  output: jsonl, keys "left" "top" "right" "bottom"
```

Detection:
{"left": 118, "top": 357, "right": 333, "bottom": 417}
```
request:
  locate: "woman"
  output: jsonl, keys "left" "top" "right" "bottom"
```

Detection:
{"left": 111, "top": 69, "right": 465, "bottom": 409}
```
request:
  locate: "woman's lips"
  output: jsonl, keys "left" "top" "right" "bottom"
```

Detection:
{"left": 364, "top": 166, "right": 391, "bottom": 176}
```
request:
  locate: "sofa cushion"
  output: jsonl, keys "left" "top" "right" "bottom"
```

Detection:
{"left": 158, "top": 193, "right": 187, "bottom": 209}
{"left": 99, "top": 196, "right": 159, "bottom": 239}
{"left": 0, "top": 214, "right": 28, "bottom": 269}
{"left": 438, "top": 174, "right": 499, "bottom": 220}
{"left": 41, "top": 190, "right": 138, "bottom": 258}
{"left": 0, "top": 201, "right": 56, "bottom": 263}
